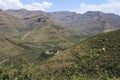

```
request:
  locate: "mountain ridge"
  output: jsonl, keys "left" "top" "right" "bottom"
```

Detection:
{"left": 37, "top": 29, "right": 120, "bottom": 79}
{"left": 4, "top": 9, "right": 120, "bottom": 36}
{"left": 3, "top": 9, "right": 120, "bottom": 43}
{"left": 0, "top": 8, "right": 120, "bottom": 79}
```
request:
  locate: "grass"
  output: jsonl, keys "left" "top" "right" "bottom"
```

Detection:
{"left": 0, "top": 30, "right": 120, "bottom": 80}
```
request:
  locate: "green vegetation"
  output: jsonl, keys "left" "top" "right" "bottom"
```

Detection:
{"left": 0, "top": 30, "right": 120, "bottom": 80}
{"left": 63, "top": 29, "right": 120, "bottom": 80}
{"left": 0, "top": 9, "right": 120, "bottom": 80}
{"left": 0, "top": 34, "right": 28, "bottom": 63}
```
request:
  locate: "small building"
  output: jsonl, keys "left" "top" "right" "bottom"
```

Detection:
{"left": 45, "top": 50, "right": 61, "bottom": 55}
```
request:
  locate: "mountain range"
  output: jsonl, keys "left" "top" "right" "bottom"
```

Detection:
{"left": 0, "top": 8, "right": 120, "bottom": 62}
{"left": 0, "top": 9, "right": 119, "bottom": 41}
{"left": 0, "top": 9, "right": 120, "bottom": 80}
{"left": 0, "top": 9, "right": 119, "bottom": 47}
{"left": 0, "top": 28, "right": 119, "bottom": 80}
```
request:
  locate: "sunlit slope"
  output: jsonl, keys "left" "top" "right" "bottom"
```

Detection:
{"left": 38, "top": 29, "right": 120, "bottom": 79}
{"left": 0, "top": 34, "right": 27, "bottom": 62}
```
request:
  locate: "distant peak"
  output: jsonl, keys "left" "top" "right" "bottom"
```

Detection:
{"left": 84, "top": 11, "right": 103, "bottom": 14}
{"left": 18, "top": 8, "right": 27, "bottom": 11}
{"left": 0, "top": 9, "right": 3, "bottom": 11}
{"left": 6, "top": 8, "right": 28, "bottom": 12}
{"left": 83, "top": 11, "right": 106, "bottom": 17}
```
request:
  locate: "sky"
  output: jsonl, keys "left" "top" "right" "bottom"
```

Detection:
{"left": 0, "top": 0, "right": 120, "bottom": 15}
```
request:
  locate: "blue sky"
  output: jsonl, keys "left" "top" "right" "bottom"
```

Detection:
{"left": 21, "top": 0, "right": 108, "bottom": 12}
{"left": 0, "top": 0, "right": 120, "bottom": 15}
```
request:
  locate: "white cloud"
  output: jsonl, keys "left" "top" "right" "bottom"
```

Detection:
{"left": 0, "top": 0, "right": 52, "bottom": 11}
{"left": 108, "top": 0, "right": 119, "bottom": 3}
{"left": 75, "top": 0, "right": 120, "bottom": 15}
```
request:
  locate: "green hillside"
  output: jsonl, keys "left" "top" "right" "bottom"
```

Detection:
{"left": 0, "top": 34, "right": 28, "bottom": 63}
{"left": 19, "top": 15, "right": 88, "bottom": 52}
{"left": 0, "top": 30, "right": 119, "bottom": 80}
{"left": 45, "top": 29, "right": 120, "bottom": 80}
{"left": 0, "top": 10, "right": 26, "bottom": 39}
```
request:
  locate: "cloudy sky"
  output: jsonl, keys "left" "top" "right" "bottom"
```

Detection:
{"left": 0, "top": 0, "right": 120, "bottom": 15}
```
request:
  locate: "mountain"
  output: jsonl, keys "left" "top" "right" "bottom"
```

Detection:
{"left": 6, "top": 9, "right": 120, "bottom": 38}
{"left": 0, "top": 29, "right": 119, "bottom": 80}
{"left": 6, "top": 9, "right": 45, "bottom": 19}
{"left": 37, "top": 29, "right": 120, "bottom": 79}
{"left": 7, "top": 10, "right": 120, "bottom": 34}
{"left": 19, "top": 14, "right": 86, "bottom": 51}
{"left": 0, "top": 10, "right": 27, "bottom": 39}
{"left": 0, "top": 9, "right": 120, "bottom": 79}
{"left": 2, "top": 9, "right": 120, "bottom": 55}
{"left": 6, "top": 9, "right": 85, "bottom": 42}
{"left": 47, "top": 11, "right": 120, "bottom": 34}
{"left": 48, "top": 29, "right": 120, "bottom": 66}
{"left": 0, "top": 34, "right": 26, "bottom": 63}
{"left": 1, "top": 9, "right": 120, "bottom": 62}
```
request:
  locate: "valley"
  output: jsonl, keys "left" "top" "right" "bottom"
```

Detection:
{"left": 0, "top": 9, "right": 120, "bottom": 80}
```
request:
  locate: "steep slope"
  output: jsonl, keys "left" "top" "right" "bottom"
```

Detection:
{"left": 0, "top": 34, "right": 26, "bottom": 63}
{"left": 0, "top": 10, "right": 26, "bottom": 39}
{"left": 38, "top": 29, "right": 120, "bottom": 79}
{"left": 0, "top": 29, "right": 119, "bottom": 80}
{"left": 48, "top": 11, "right": 120, "bottom": 34}
{"left": 18, "top": 14, "right": 86, "bottom": 51}
{"left": 2, "top": 9, "right": 88, "bottom": 52}
{"left": 6, "top": 9, "right": 120, "bottom": 43}
{"left": 49, "top": 29, "right": 120, "bottom": 64}
{"left": 6, "top": 9, "right": 45, "bottom": 19}
{"left": 1, "top": 9, "right": 120, "bottom": 79}
{"left": 6, "top": 9, "right": 85, "bottom": 41}
{"left": 7, "top": 9, "right": 120, "bottom": 35}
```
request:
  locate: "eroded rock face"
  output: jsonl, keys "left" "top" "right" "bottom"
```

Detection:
{"left": 37, "top": 18, "right": 46, "bottom": 22}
